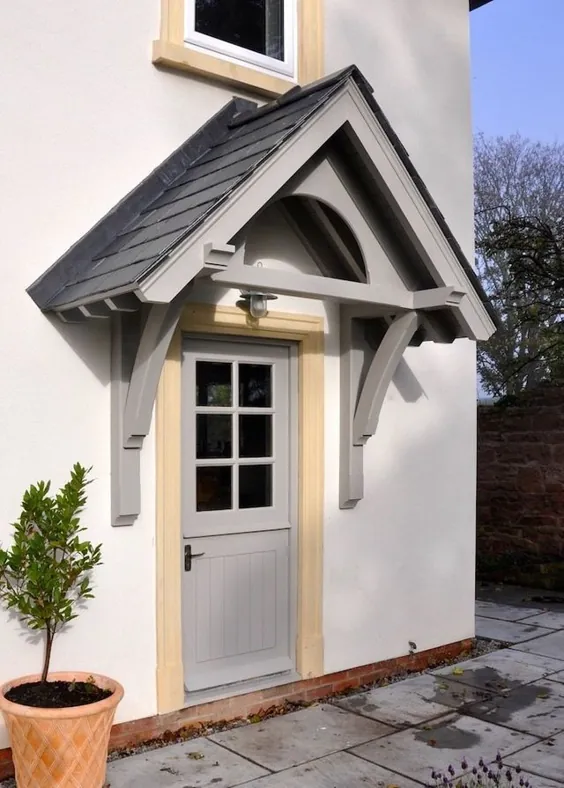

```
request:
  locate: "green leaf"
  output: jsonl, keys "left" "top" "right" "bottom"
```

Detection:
{"left": 0, "top": 464, "right": 101, "bottom": 678}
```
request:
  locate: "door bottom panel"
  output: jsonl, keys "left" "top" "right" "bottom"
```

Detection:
{"left": 182, "top": 530, "right": 292, "bottom": 692}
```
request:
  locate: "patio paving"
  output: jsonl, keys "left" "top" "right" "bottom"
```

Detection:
{"left": 506, "top": 731, "right": 564, "bottom": 783}
{"left": 464, "top": 677, "right": 564, "bottom": 738}
{"left": 208, "top": 704, "right": 393, "bottom": 771}
{"left": 512, "top": 630, "right": 564, "bottom": 660}
{"left": 4, "top": 593, "right": 564, "bottom": 788}
{"left": 523, "top": 611, "right": 564, "bottom": 629}
{"left": 349, "top": 713, "right": 538, "bottom": 782}
{"left": 334, "top": 673, "right": 489, "bottom": 726}
{"left": 475, "top": 615, "right": 554, "bottom": 643}
{"left": 432, "top": 648, "right": 564, "bottom": 693}
{"left": 518, "top": 775, "right": 564, "bottom": 788}
{"left": 475, "top": 599, "right": 546, "bottom": 621}
{"left": 104, "top": 736, "right": 269, "bottom": 787}
{"left": 228, "top": 751, "right": 422, "bottom": 788}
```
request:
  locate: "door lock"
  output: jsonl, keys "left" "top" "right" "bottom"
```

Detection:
{"left": 184, "top": 544, "right": 205, "bottom": 572}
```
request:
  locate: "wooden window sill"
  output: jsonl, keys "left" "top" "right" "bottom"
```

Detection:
{"left": 152, "top": 40, "right": 297, "bottom": 97}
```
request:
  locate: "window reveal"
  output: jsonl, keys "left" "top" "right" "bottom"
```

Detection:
{"left": 195, "top": 0, "right": 285, "bottom": 61}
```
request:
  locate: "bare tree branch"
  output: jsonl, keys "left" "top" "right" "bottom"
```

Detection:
{"left": 475, "top": 133, "right": 564, "bottom": 395}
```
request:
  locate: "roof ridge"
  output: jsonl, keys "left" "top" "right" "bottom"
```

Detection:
{"left": 227, "top": 65, "right": 361, "bottom": 130}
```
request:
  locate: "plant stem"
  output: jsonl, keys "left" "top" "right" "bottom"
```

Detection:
{"left": 42, "top": 627, "right": 53, "bottom": 683}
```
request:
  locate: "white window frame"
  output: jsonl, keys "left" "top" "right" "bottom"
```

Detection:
{"left": 185, "top": 0, "right": 297, "bottom": 78}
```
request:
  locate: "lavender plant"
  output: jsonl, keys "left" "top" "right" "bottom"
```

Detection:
{"left": 429, "top": 754, "right": 532, "bottom": 788}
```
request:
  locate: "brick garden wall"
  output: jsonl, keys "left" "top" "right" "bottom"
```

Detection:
{"left": 477, "top": 384, "right": 564, "bottom": 588}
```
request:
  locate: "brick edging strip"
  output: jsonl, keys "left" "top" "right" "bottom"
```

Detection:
{"left": 0, "top": 638, "right": 471, "bottom": 780}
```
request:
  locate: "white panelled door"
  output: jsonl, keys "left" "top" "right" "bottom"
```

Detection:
{"left": 181, "top": 337, "right": 296, "bottom": 693}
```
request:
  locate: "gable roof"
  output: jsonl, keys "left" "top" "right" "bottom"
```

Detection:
{"left": 28, "top": 65, "right": 496, "bottom": 327}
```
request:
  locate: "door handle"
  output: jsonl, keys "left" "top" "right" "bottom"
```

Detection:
{"left": 184, "top": 544, "right": 206, "bottom": 572}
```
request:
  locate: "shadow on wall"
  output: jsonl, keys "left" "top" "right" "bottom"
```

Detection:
{"left": 324, "top": 338, "right": 477, "bottom": 669}
{"left": 43, "top": 311, "right": 111, "bottom": 387}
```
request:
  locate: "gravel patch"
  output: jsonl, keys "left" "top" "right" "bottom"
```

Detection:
{"left": 0, "top": 637, "right": 505, "bottom": 786}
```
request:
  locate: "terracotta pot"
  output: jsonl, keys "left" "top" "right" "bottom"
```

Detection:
{"left": 0, "top": 672, "right": 124, "bottom": 788}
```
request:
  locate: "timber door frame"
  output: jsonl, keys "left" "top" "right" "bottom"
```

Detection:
{"left": 155, "top": 303, "right": 325, "bottom": 713}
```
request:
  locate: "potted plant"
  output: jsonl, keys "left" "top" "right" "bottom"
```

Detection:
{"left": 0, "top": 464, "right": 123, "bottom": 788}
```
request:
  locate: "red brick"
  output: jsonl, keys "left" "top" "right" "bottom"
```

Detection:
{"left": 331, "top": 678, "right": 358, "bottom": 694}
{"left": 303, "top": 685, "right": 331, "bottom": 701}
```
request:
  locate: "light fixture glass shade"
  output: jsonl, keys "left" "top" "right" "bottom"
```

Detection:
{"left": 238, "top": 290, "right": 278, "bottom": 319}
{"left": 249, "top": 293, "right": 268, "bottom": 319}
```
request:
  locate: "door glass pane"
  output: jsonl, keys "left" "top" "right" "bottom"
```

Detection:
{"left": 197, "top": 466, "right": 232, "bottom": 511}
{"left": 197, "top": 361, "right": 232, "bottom": 406}
{"left": 195, "top": 0, "right": 285, "bottom": 61}
{"left": 239, "top": 415, "right": 272, "bottom": 458}
{"left": 239, "top": 465, "right": 272, "bottom": 509}
{"left": 239, "top": 364, "right": 272, "bottom": 408}
{"left": 197, "top": 414, "right": 232, "bottom": 459}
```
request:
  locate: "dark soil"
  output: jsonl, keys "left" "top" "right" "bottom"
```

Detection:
{"left": 5, "top": 680, "right": 112, "bottom": 709}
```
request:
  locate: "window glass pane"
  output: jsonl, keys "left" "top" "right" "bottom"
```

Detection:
{"left": 239, "top": 364, "right": 272, "bottom": 407}
{"left": 197, "top": 466, "right": 232, "bottom": 511}
{"left": 239, "top": 465, "right": 272, "bottom": 509}
{"left": 196, "top": 414, "right": 232, "bottom": 459}
{"left": 195, "top": 0, "right": 285, "bottom": 61}
{"left": 239, "top": 415, "right": 272, "bottom": 458}
{"left": 196, "top": 361, "right": 232, "bottom": 406}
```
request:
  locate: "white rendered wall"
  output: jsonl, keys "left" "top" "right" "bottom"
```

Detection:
{"left": 0, "top": 0, "right": 475, "bottom": 748}
{"left": 323, "top": 0, "right": 477, "bottom": 671}
{"left": 0, "top": 0, "right": 247, "bottom": 749}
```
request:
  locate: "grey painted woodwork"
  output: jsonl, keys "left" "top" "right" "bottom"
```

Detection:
{"left": 339, "top": 311, "right": 366, "bottom": 509}
{"left": 182, "top": 530, "right": 292, "bottom": 692}
{"left": 212, "top": 265, "right": 413, "bottom": 308}
{"left": 181, "top": 338, "right": 296, "bottom": 692}
{"left": 340, "top": 308, "right": 420, "bottom": 509}
{"left": 353, "top": 311, "right": 419, "bottom": 445}
{"left": 110, "top": 291, "right": 188, "bottom": 526}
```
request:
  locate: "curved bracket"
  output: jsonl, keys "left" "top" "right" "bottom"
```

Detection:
{"left": 111, "top": 289, "right": 189, "bottom": 526}
{"left": 353, "top": 311, "right": 420, "bottom": 445}
{"left": 340, "top": 308, "right": 420, "bottom": 509}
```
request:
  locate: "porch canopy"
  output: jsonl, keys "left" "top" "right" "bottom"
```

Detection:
{"left": 28, "top": 66, "right": 497, "bottom": 525}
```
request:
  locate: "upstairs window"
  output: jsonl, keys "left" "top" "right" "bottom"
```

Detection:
{"left": 186, "top": 0, "right": 296, "bottom": 77}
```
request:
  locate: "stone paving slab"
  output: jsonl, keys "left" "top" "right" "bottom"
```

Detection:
{"left": 475, "top": 616, "right": 553, "bottom": 644}
{"left": 433, "top": 649, "right": 564, "bottom": 693}
{"left": 104, "top": 737, "right": 268, "bottom": 788}
{"left": 350, "top": 713, "right": 538, "bottom": 783}
{"left": 506, "top": 731, "right": 564, "bottom": 783}
{"left": 334, "top": 674, "right": 490, "bottom": 727}
{"left": 465, "top": 678, "right": 564, "bottom": 738}
{"left": 522, "top": 611, "right": 564, "bottom": 630}
{"left": 547, "top": 671, "right": 564, "bottom": 684}
{"left": 475, "top": 600, "right": 545, "bottom": 622}
{"left": 209, "top": 704, "right": 393, "bottom": 772}
{"left": 513, "top": 630, "right": 564, "bottom": 660}
{"left": 518, "top": 773, "right": 564, "bottom": 787}
{"left": 240, "top": 751, "right": 423, "bottom": 787}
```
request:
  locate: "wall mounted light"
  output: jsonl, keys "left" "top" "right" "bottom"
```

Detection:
{"left": 237, "top": 262, "right": 277, "bottom": 319}
{"left": 238, "top": 290, "right": 278, "bottom": 319}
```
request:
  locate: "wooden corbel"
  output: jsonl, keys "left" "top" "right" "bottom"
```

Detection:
{"left": 340, "top": 307, "right": 421, "bottom": 508}
{"left": 110, "top": 288, "right": 190, "bottom": 525}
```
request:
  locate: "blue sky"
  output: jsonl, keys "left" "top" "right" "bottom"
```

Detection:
{"left": 471, "top": 0, "right": 564, "bottom": 141}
